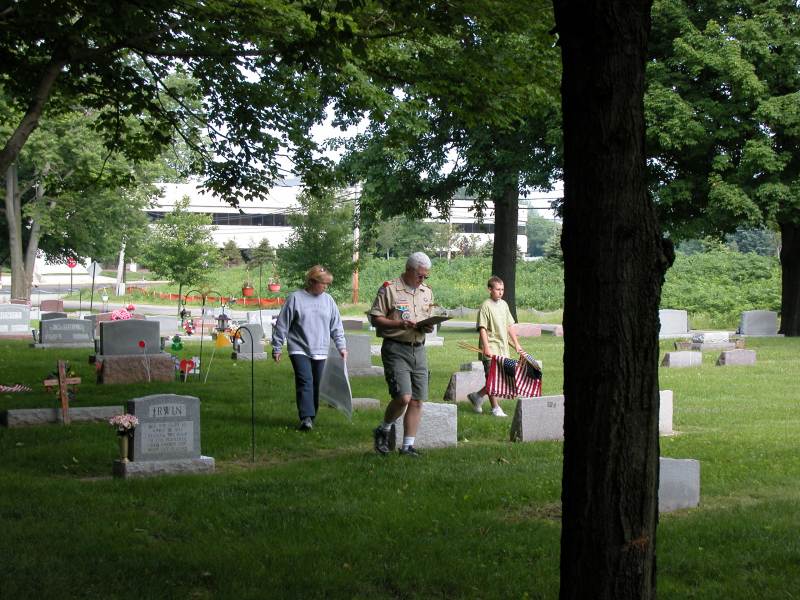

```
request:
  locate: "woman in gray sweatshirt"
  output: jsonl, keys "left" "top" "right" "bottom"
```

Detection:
{"left": 271, "top": 265, "right": 347, "bottom": 430}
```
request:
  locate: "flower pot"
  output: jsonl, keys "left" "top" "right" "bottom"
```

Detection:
{"left": 268, "top": 283, "right": 281, "bottom": 292}
{"left": 242, "top": 286, "right": 255, "bottom": 297}
{"left": 118, "top": 434, "right": 130, "bottom": 462}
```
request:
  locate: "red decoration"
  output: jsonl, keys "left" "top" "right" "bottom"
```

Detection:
{"left": 382, "top": 281, "right": 391, "bottom": 288}
{"left": 127, "top": 304, "right": 135, "bottom": 312}
{"left": 138, "top": 340, "right": 146, "bottom": 348}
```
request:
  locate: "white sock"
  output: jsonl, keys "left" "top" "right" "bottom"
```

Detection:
{"left": 380, "top": 422, "right": 392, "bottom": 432}
{"left": 403, "top": 436, "right": 415, "bottom": 448}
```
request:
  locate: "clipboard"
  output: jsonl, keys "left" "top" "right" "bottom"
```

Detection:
{"left": 415, "top": 315, "right": 452, "bottom": 329}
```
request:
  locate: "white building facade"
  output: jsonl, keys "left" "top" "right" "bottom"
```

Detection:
{"left": 151, "top": 182, "right": 529, "bottom": 254}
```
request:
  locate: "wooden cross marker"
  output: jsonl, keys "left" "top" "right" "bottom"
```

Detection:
{"left": 42, "top": 360, "right": 81, "bottom": 425}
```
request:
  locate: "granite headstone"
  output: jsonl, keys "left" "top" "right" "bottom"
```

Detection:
{"left": 738, "top": 310, "right": 778, "bottom": 336}
{"left": 0, "top": 304, "right": 30, "bottom": 335}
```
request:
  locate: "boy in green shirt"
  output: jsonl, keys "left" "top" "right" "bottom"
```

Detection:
{"left": 468, "top": 276, "right": 524, "bottom": 417}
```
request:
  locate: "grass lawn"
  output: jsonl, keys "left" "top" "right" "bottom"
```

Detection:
{"left": 1, "top": 331, "right": 799, "bottom": 599}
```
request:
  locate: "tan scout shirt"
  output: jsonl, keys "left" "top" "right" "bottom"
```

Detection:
{"left": 368, "top": 277, "right": 434, "bottom": 343}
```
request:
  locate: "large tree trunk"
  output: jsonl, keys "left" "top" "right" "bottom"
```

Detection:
{"left": 4, "top": 164, "right": 29, "bottom": 300}
{"left": 491, "top": 178, "right": 520, "bottom": 320}
{"left": 779, "top": 221, "right": 800, "bottom": 336}
{"left": 553, "top": 1, "right": 673, "bottom": 598}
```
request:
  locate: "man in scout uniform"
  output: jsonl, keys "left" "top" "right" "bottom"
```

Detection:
{"left": 370, "top": 252, "right": 435, "bottom": 457}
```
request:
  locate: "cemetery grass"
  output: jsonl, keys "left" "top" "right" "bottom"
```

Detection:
{"left": 0, "top": 334, "right": 798, "bottom": 599}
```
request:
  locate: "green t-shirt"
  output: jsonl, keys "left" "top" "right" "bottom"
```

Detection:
{"left": 476, "top": 298, "right": 515, "bottom": 357}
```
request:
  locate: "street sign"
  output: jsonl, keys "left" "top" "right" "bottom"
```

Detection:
{"left": 66, "top": 258, "right": 77, "bottom": 269}
{"left": 87, "top": 262, "right": 101, "bottom": 278}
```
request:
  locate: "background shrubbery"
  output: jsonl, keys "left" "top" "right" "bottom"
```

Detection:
{"left": 135, "top": 250, "right": 781, "bottom": 329}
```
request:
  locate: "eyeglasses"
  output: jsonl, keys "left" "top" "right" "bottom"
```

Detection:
{"left": 415, "top": 271, "right": 429, "bottom": 280}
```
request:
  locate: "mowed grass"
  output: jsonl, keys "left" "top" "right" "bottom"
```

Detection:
{"left": 0, "top": 332, "right": 799, "bottom": 599}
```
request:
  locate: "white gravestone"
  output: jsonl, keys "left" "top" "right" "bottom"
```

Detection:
{"left": 114, "top": 394, "right": 214, "bottom": 478}
{"left": 425, "top": 324, "right": 444, "bottom": 347}
{"left": 661, "top": 351, "right": 702, "bottom": 368}
{"left": 390, "top": 402, "right": 457, "bottom": 450}
{"left": 511, "top": 391, "right": 674, "bottom": 442}
{"left": 0, "top": 305, "right": 30, "bottom": 335}
{"left": 738, "top": 310, "right": 778, "bottom": 336}
{"left": 234, "top": 324, "right": 266, "bottom": 360}
{"left": 659, "top": 457, "right": 700, "bottom": 512}
{"left": 659, "top": 309, "right": 689, "bottom": 337}
{"left": 345, "top": 334, "right": 384, "bottom": 376}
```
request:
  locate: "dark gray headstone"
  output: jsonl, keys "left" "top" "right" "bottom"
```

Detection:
{"left": 342, "top": 319, "right": 363, "bottom": 331}
{"left": 40, "top": 312, "right": 68, "bottom": 321}
{"left": 738, "top": 310, "right": 778, "bottom": 336}
{"left": 128, "top": 394, "right": 202, "bottom": 461}
{"left": 38, "top": 318, "right": 93, "bottom": 345}
{"left": 0, "top": 304, "right": 30, "bottom": 334}
{"left": 100, "top": 320, "right": 160, "bottom": 355}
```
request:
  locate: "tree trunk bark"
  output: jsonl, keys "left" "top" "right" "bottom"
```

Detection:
{"left": 553, "top": 1, "right": 672, "bottom": 599}
{"left": 491, "top": 179, "right": 520, "bottom": 320}
{"left": 779, "top": 221, "right": 800, "bottom": 336}
{"left": 23, "top": 184, "right": 50, "bottom": 295}
{"left": 0, "top": 59, "right": 67, "bottom": 176}
{"left": 4, "top": 164, "right": 29, "bottom": 300}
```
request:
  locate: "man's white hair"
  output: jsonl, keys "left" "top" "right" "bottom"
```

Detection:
{"left": 406, "top": 252, "right": 432, "bottom": 270}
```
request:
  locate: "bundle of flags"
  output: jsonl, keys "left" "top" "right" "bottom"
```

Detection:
{"left": 486, "top": 352, "right": 542, "bottom": 398}
{"left": 0, "top": 383, "right": 32, "bottom": 393}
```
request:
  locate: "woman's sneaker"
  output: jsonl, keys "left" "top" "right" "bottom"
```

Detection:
{"left": 468, "top": 392, "right": 485, "bottom": 413}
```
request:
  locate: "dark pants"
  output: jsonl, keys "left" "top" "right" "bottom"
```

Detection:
{"left": 289, "top": 354, "right": 326, "bottom": 420}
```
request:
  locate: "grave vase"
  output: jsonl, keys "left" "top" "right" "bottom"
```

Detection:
{"left": 117, "top": 433, "right": 131, "bottom": 462}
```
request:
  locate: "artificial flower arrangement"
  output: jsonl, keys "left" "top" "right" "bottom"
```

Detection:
{"left": 108, "top": 414, "right": 139, "bottom": 435}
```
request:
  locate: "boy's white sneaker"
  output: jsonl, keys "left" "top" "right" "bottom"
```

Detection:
{"left": 491, "top": 406, "right": 507, "bottom": 417}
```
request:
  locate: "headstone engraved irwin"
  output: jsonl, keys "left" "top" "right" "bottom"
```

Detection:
{"left": 113, "top": 394, "right": 214, "bottom": 478}
{"left": 0, "top": 305, "right": 30, "bottom": 335}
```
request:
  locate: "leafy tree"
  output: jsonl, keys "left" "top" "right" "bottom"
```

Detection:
{"left": 527, "top": 210, "right": 560, "bottom": 256}
{"left": 276, "top": 188, "right": 354, "bottom": 300}
{"left": 248, "top": 238, "right": 276, "bottom": 269}
{"left": 220, "top": 240, "right": 242, "bottom": 267}
{"left": 646, "top": 0, "right": 800, "bottom": 334}
{"left": 335, "top": 2, "right": 562, "bottom": 317}
{"left": 0, "top": 98, "right": 157, "bottom": 299}
{"left": 554, "top": 0, "right": 673, "bottom": 596}
{"left": 726, "top": 227, "right": 780, "bottom": 256}
{"left": 140, "top": 196, "right": 219, "bottom": 295}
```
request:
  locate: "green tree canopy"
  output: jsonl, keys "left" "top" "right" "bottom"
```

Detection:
{"left": 140, "top": 196, "right": 219, "bottom": 289}
{"left": 276, "top": 188, "right": 354, "bottom": 301}
{"left": 646, "top": 0, "right": 800, "bottom": 333}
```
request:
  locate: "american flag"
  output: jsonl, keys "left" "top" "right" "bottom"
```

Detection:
{"left": 486, "top": 352, "right": 542, "bottom": 398}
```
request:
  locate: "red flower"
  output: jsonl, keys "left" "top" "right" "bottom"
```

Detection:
{"left": 382, "top": 281, "right": 391, "bottom": 288}
{"left": 127, "top": 304, "right": 135, "bottom": 312}
{"left": 138, "top": 340, "right": 145, "bottom": 348}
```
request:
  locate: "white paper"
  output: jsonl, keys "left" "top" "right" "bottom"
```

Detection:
{"left": 319, "top": 344, "right": 353, "bottom": 420}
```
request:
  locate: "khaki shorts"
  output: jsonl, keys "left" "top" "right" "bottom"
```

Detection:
{"left": 381, "top": 338, "right": 429, "bottom": 401}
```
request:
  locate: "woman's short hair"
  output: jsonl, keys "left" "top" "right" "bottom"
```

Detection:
{"left": 487, "top": 276, "right": 504, "bottom": 288}
{"left": 406, "top": 252, "right": 432, "bottom": 271}
{"left": 305, "top": 265, "right": 333, "bottom": 288}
